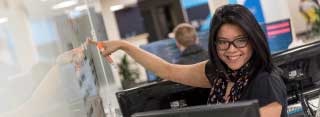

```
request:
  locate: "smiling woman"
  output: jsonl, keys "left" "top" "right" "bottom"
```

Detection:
{"left": 215, "top": 24, "right": 253, "bottom": 70}
{"left": 88, "top": 4, "right": 288, "bottom": 117}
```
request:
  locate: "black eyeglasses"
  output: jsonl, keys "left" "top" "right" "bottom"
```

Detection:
{"left": 215, "top": 37, "right": 249, "bottom": 50}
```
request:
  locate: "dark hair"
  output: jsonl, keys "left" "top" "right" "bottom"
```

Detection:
{"left": 208, "top": 4, "right": 274, "bottom": 77}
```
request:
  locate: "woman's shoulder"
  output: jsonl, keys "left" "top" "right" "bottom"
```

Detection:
{"left": 243, "top": 68, "right": 287, "bottom": 108}
{"left": 250, "top": 68, "right": 286, "bottom": 90}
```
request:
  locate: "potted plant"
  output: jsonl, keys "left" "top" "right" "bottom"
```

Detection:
{"left": 118, "top": 55, "right": 140, "bottom": 89}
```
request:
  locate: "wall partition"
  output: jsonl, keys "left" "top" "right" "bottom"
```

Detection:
{"left": 0, "top": 0, "right": 120, "bottom": 117}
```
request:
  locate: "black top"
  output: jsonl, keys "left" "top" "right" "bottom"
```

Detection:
{"left": 176, "top": 44, "right": 208, "bottom": 65}
{"left": 205, "top": 61, "right": 288, "bottom": 117}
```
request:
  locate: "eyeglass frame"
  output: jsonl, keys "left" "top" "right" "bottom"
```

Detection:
{"left": 215, "top": 37, "right": 249, "bottom": 50}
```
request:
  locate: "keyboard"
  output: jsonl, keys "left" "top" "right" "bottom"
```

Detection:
{"left": 287, "top": 96, "right": 319, "bottom": 116}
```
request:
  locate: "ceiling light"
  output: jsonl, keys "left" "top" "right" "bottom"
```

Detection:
{"left": 40, "top": 0, "right": 48, "bottom": 2}
{"left": 110, "top": 4, "right": 124, "bottom": 12}
{"left": 52, "top": 0, "right": 78, "bottom": 10}
{"left": 0, "top": 17, "right": 8, "bottom": 24}
{"left": 74, "top": 4, "right": 88, "bottom": 11}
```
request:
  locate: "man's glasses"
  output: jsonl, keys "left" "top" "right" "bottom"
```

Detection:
{"left": 215, "top": 37, "right": 249, "bottom": 50}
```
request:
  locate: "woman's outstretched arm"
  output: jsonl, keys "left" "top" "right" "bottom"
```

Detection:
{"left": 88, "top": 39, "right": 211, "bottom": 88}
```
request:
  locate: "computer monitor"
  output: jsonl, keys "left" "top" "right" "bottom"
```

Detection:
{"left": 132, "top": 100, "right": 260, "bottom": 117}
{"left": 116, "top": 80, "right": 210, "bottom": 117}
{"left": 272, "top": 41, "right": 320, "bottom": 94}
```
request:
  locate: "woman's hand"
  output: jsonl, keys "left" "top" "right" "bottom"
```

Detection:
{"left": 87, "top": 39, "right": 125, "bottom": 57}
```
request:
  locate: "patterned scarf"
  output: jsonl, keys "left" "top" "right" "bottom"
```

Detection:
{"left": 207, "top": 63, "right": 251, "bottom": 104}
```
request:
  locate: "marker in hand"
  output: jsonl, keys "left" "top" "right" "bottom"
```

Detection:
{"left": 86, "top": 39, "right": 117, "bottom": 68}
{"left": 96, "top": 42, "right": 114, "bottom": 64}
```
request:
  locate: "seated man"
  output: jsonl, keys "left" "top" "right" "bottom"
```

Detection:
{"left": 173, "top": 23, "right": 208, "bottom": 64}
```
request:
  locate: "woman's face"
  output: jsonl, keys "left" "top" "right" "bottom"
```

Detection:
{"left": 216, "top": 23, "right": 253, "bottom": 70}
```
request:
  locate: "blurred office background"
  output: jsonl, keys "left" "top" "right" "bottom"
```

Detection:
{"left": 0, "top": 0, "right": 319, "bottom": 117}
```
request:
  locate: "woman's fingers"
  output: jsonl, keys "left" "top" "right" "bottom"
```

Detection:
{"left": 86, "top": 38, "right": 105, "bottom": 52}
{"left": 86, "top": 38, "right": 97, "bottom": 45}
{"left": 85, "top": 38, "right": 115, "bottom": 61}
{"left": 101, "top": 50, "right": 111, "bottom": 57}
{"left": 85, "top": 38, "right": 116, "bottom": 64}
